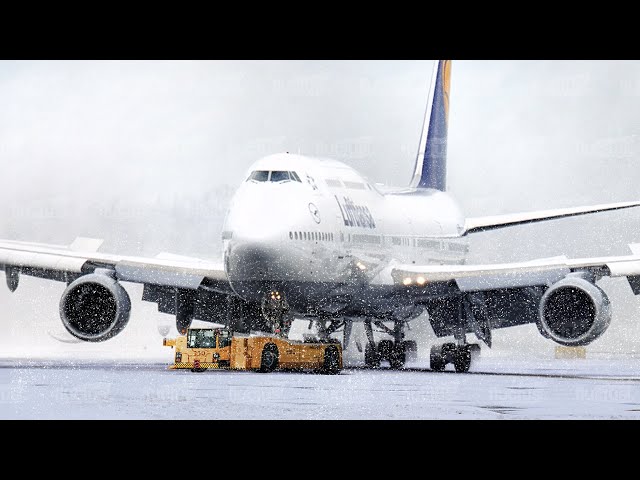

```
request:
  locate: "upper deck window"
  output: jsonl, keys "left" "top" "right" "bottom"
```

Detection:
{"left": 325, "top": 179, "right": 343, "bottom": 188}
{"left": 343, "top": 180, "right": 366, "bottom": 190}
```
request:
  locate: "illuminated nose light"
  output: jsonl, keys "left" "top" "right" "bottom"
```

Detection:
{"left": 402, "top": 277, "right": 412, "bottom": 286}
{"left": 356, "top": 262, "right": 367, "bottom": 271}
{"left": 270, "top": 291, "right": 282, "bottom": 300}
{"left": 416, "top": 276, "right": 427, "bottom": 286}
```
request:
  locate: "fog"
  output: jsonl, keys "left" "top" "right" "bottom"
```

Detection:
{"left": 2, "top": 60, "right": 640, "bottom": 360}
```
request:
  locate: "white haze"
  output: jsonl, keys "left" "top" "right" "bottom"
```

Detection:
{"left": 1, "top": 60, "right": 640, "bottom": 360}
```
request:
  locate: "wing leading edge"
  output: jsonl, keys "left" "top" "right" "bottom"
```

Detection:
{"left": 389, "top": 253, "right": 640, "bottom": 291}
{"left": 0, "top": 237, "right": 228, "bottom": 290}
{"left": 464, "top": 200, "right": 640, "bottom": 235}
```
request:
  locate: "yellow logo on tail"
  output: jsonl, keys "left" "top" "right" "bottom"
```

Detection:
{"left": 442, "top": 60, "right": 451, "bottom": 124}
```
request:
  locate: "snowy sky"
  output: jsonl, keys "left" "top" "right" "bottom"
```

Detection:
{"left": 1, "top": 60, "right": 640, "bottom": 254}
{"left": 2, "top": 60, "right": 640, "bottom": 208}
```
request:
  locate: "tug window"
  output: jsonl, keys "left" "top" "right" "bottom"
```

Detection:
{"left": 218, "top": 330, "right": 232, "bottom": 348}
{"left": 187, "top": 329, "right": 216, "bottom": 348}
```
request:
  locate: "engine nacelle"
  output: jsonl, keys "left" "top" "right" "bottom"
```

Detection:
{"left": 59, "top": 271, "right": 131, "bottom": 342}
{"left": 538, "top": 274, "right": 611, "bottom": 346}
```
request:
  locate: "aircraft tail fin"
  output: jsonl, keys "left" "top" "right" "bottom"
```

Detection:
{"left": 409, "top": 60, "right": 452, "bottom": 191}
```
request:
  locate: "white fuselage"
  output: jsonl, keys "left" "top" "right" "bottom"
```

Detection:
{"left": 223, "top": 154, "right": 468, "bottom": 303}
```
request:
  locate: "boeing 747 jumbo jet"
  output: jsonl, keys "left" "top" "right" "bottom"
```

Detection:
{"left": 3, "top": 60, "right": 640, "bottom": 372}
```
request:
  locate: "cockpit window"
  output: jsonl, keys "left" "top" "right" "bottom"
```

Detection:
{"left": 270, "top": 171, "right": 290, "bottom": 182}
{"left": 247, "top": 170, "right": 302, "bottom": 183}
{"left": 248, "top": 170, "right": 269, "bottom": 182}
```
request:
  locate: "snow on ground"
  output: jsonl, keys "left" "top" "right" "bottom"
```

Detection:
{"left": 2, "top": 357, "right": 640, "bottom": 419}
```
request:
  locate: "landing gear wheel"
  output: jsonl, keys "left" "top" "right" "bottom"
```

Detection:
{"left": 441, "top": 342, "right": 456, "bottom": 361}
{"left": 430, "top": 345, "right": 446, "bottom": 372}
{"left": 190, "top": 367, "right": 207, "bottom": 373}
{"left": 402, "top": 340, "right": 418, "bottom": 363}
{"left": 389, "top": 343, "right": 406, "bottom": 370}
{"left": 321, "top": 346, "right": 341, "bottom": 375}
{"left": 453, "top": 345, "right": 472, "bottom": 373}
{"left": 259, "top": 344, "right": 279, "bottom": 373}
{"left": 378, "top": 340, "right": 393, "bottom": 362}
{"left": 364, "top": 342, "right": 380, "bottom": 368}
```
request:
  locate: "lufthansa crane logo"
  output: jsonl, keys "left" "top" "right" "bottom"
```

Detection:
{"left": 308, "top": 203, "right": 321, "bottom": 224}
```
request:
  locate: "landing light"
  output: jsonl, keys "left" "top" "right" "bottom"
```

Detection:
{"left": 402, "top": 277, "right": 412, "bottom": 286}
{"left": 416, "top": 276, "right": 427, "bottom": 286}
{"left": 356, "top": 262, "right": 367, "bottom": 271}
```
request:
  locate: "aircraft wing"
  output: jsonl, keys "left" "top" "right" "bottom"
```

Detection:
{"left": 379, "top": 251, "right": 640, "bottom": 345}
{"left": 464, "top": 200, "right": 640, "bottom": 234}
{"left": 0, "top": 237, "right": 229, "bottom": 291}
{"left": 388, "top": 253, "right": 640, "bottom": 291}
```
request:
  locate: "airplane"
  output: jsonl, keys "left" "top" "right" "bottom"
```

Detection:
{"left": 3, "top": 59, "right": 640, "bottom": 373}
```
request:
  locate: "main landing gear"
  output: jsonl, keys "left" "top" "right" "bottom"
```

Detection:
{"left": 363, "top": 319, "right": 417, "bottom": 370}
{"left": 430, "top": 326, "right": 481, "bottom": 373}
{"left": 430, "top": 342, "right": 480, "bottom": 373}
{"left": 430, "top": 294, "right": 488, "bottom": 373}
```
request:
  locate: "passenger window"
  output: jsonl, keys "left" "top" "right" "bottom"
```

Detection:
{"left": 248, "top": 171, "right": 269, "bottom": 182}
{"left": 294, "top": 232, "right": 298, "bottom": 240}
{"left": 270, "top": 171, "right": 290, "bottom": 182}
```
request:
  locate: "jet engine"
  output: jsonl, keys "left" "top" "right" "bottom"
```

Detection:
{"left": 538, "top": 274, "right": 611, "bottom": 346}
{"left": 59, "top": 270, "right": 131, "bottom": 342}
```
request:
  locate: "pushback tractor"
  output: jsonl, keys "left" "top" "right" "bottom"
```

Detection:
{"left": 164, "top": 327, "right": 343, "bottom": 374}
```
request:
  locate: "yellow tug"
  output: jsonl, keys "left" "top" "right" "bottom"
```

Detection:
{"left": 164, "top": 327, "right": 342, "bottom": 374}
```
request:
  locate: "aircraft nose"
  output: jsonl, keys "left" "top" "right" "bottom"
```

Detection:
{"left": 223, "top": 186, "right": 306, "bottom": 296}
{"left": 226, "top": 241, "right": 276, "bottom": 282}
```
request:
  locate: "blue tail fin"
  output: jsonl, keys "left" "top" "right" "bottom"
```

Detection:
{"left": 410, "top": 60, "right": 451, "bottom": 191}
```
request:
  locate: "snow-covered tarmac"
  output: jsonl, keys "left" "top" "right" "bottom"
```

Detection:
{"left": 2, "top": 356, "right": 640, "bottom": 419}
